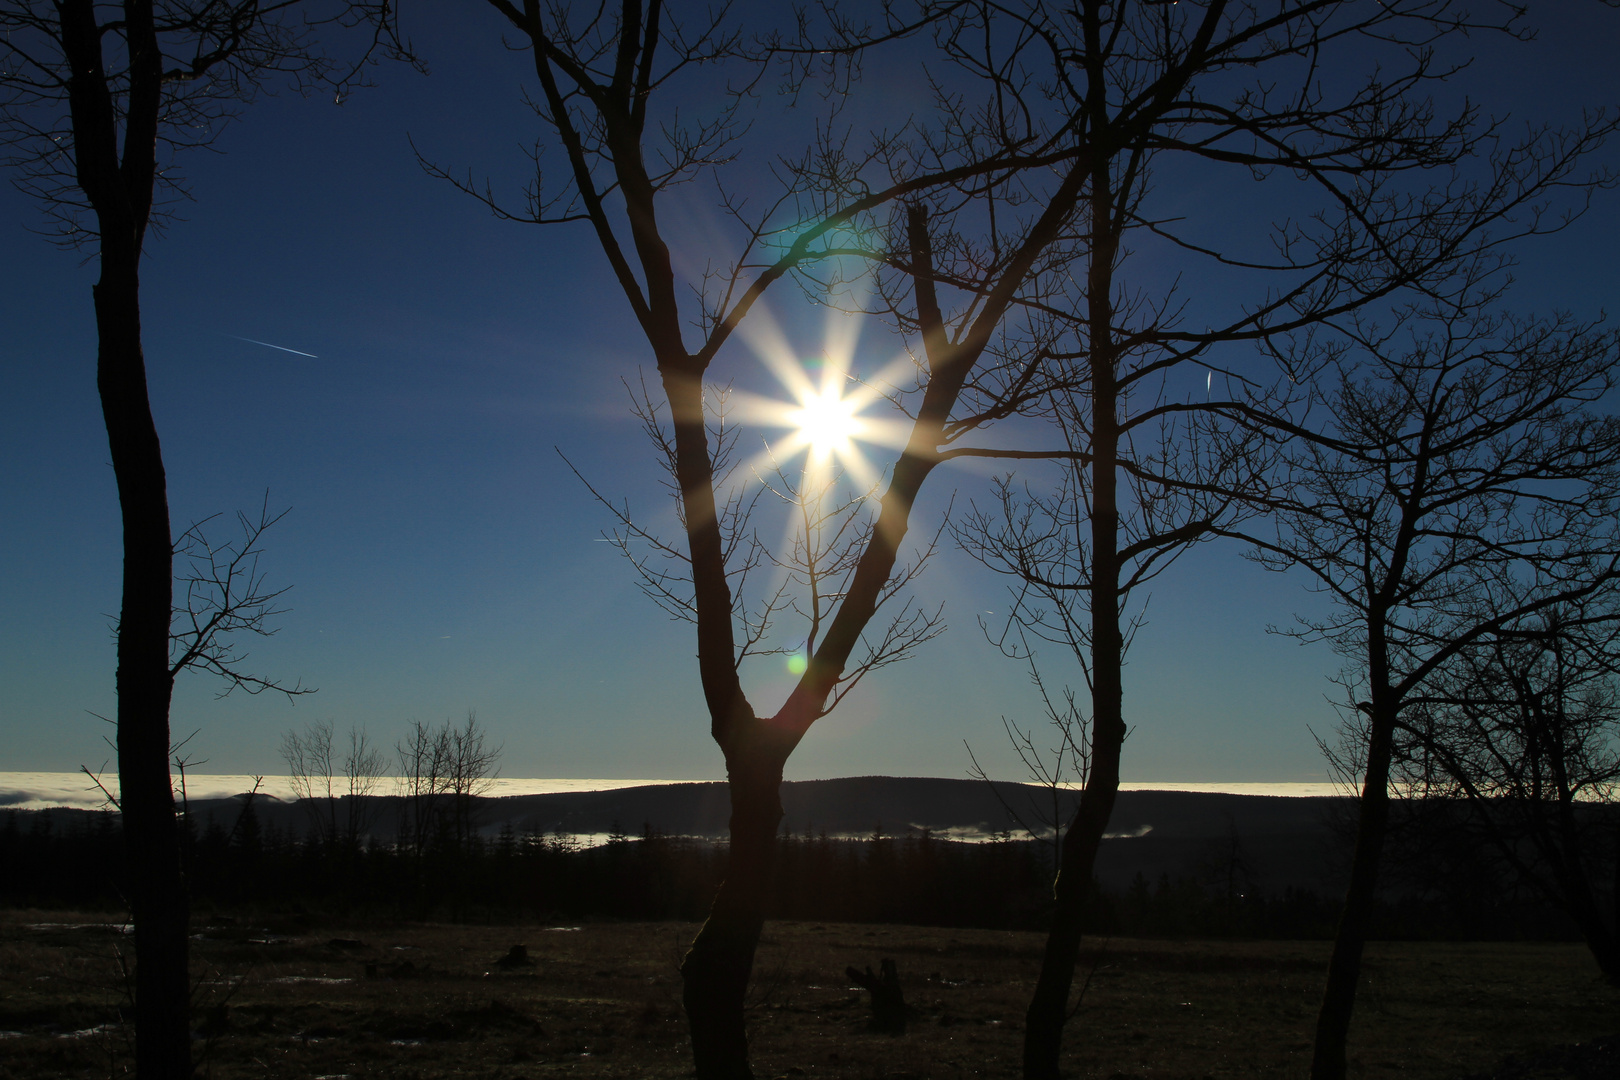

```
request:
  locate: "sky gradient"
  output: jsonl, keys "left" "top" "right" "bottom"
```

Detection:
{"left": 4, "top": 5, "right": 1618, "bottom": 787}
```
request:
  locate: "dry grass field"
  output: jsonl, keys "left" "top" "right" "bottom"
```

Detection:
{"left": 1, "top": 911, "right": 1614, "bottom": 1079}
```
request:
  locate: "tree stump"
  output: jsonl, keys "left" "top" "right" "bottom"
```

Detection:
{"left": 846, "top": 958, "right": 906, "bottom": 1033}
{"left": 495, "top": 944, "right": 534, "bottom": 969}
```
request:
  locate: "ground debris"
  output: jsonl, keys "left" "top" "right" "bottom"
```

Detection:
{"left": 1458, "top": 1034, "right": 1620, "bottom": 1080}
{"left": 4, "top": 915, "right": 1618, "bottom": 1080}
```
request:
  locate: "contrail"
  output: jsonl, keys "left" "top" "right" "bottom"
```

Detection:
{"left": 225, "top": 334, "right": 318, "bottom": 358}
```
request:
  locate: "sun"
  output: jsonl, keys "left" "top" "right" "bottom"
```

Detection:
{"left": 791, "top": 383, "right": 866, "bottom": 459}
{"left": 725, "top": 306, "right": 917, "bottom": 493}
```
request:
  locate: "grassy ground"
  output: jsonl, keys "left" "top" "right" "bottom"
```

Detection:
{"left": 1, "top": 911, "right": 1614, "bottom": 1079}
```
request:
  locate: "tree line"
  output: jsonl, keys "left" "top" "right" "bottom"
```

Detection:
{"left": 3, "top": 799, "right": 1600, "bottom": 946}
{"left": 277, "top": 713, "right": 502, "bottom": 864}
{"left": 7, "top": 3, "right": 1620, "bottom": 1079}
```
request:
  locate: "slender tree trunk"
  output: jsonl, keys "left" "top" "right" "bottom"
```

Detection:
{"left": 1022, "top": 532, "right": 1125, "bottom": 1079}
{"left": 97, "top": 247, "right": 188, "bottom": 1079}
{"left": 1022, "top": 726, "right": 1123, "bottom": 1080}
{"left": 1310, "top": 698, "right": 1396, "bottom": 1080}
{"left": 1023, "top": 141, "right": 1124, "bottom": 1080}
{"left": 681, "top": 748, "right": 784, "bottom": 1080}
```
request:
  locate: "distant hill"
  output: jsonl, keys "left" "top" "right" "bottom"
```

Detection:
{"left": 156, "top": 776, "right": 1352, "bottom": 894}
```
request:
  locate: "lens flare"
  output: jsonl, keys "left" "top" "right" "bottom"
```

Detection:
{"left": 791, "top": 383, "right": 866, "bottom": 459}
{"left": 726, "top": 305, "right": 918, "bottom": 496}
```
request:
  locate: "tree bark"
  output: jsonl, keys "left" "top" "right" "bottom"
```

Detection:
{"left": 96, "top": 246, "right": 188, "bottom": 1079}
{"left": 1310, "top": 698, "right": 1396, "bottom": 1080}
{"left": 680, "top": 743, "right": 784, "bottom": 1080}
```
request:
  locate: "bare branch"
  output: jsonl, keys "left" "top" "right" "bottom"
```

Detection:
{"left": 167, "top": 495, "right": 312, "bottom": 701}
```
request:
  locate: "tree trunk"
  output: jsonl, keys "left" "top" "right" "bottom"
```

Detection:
{"left": 681, "top": 751, "right": 784, "bottom": 1080}
{"left": 96, "top": 251, "right": 188, "bottom": 1079}
{"left": 1545, "top": 791, "right": 1620, "bottom": 984}
{"left": 1310, "top": 701, "right": 1396, "bottom": 1080}
{"left": 1022, "top": 639, "right": 1124, "bottom": 1080}
{"left": 1577, "top": 920, "right": 1620, "bottom": 984}
{"left": 1022, "top": 739, "right": 1122, "bottom": 1080}
{"left": 1550, "top": 846, "right": 1620, "bottom": 983}
{"left": 1022, "top": 158, "right": 1126, "bottom": 1080}
{"left": 1610, "top": 822, "right": 1620, "bottom": 981}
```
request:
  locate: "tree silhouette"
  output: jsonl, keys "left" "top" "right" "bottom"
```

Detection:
{"left": 1, "top": 5, "right": 408, "bottom": 1075}
{"left": 442, "top": 2, "right": 1160, "bottom": 1072}
{"left": 442, "top": 5, "right": 1620, "bottom": 1075}
{"left": 922, "top": 2, "right": 1618, "bottom": 1074}
{"left": 281, "top": 716, "right": 388, "bottom": 850}
{"left": 1243, "top": 276, "right": 1620, "bottom": 1080}
{"left": 1394, "top": 608, "right": 1620, "bottom": 979}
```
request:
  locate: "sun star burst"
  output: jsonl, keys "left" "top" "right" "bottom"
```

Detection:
{"left": 792, "top": 382, "right": 865, "bottom": 459}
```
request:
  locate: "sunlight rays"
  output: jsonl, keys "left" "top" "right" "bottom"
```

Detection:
{"left": 730, "top": 306, "right": 917, "bottom": 496}
{"left": 722, "top": 305, "right": 925, "bottom": 677}
{"left": 791, "top": 379, "right": 866, "bottom": 458}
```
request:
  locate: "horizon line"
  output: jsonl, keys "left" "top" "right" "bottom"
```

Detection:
{"left": 0, "top": 772, "right": 1343, "bottom": 811}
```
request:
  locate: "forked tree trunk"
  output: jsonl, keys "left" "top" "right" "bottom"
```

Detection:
{"left": 96, "top": 249, "right": 189, "bottom": 1079}
{"left": 681, "top": 752, "right": 785, "bottom": 1080}
{"left": 1310, "top": 700, "right": 1396, "bottom": 1080}
{"left": 58, "top": 0, "right": 188, "bottom": 1065}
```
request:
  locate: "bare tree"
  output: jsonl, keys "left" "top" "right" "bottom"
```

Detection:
{"left": 444, "top": 4, "right": 1131, "bottom": 1073}
{"left": 340, "top": 722, "right": 389, "bottom": 846}
{"left": 283, "top": 717, "right": 387, "bottom": 848}
{"left": 396, "top": 717, "right": 451, "bottom": 866}
{"left": 395, "top": 711, "right": 500, "bottom": 865}
{"left": 282, "top": 719, "right": 338, "bottom": 839}
{"left": 443, "top": 5, "right": 1620, "bottom": 1074}
{"left": 446, "top": 710, "right": 502, "bottom": 853}
{"left": 1240, "top": 279, "right": 1620, "bottom": 1080}
{"left": 1394, "top": 607, "right": 1620, "bottom": 980}
{"left": 904, "top": 2, "right": 1620, "bottom": 1074}
{"left": 1, "top": 6, "right": 409, "bottom": 1075}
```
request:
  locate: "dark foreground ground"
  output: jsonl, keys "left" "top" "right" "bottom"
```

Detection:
{"left": 1, "top": 912, "right": 1614, "bottom": 1079}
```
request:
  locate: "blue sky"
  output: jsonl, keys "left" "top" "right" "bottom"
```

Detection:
{"left": 3, "top": 4, "right": 1618, "bottom": 784}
